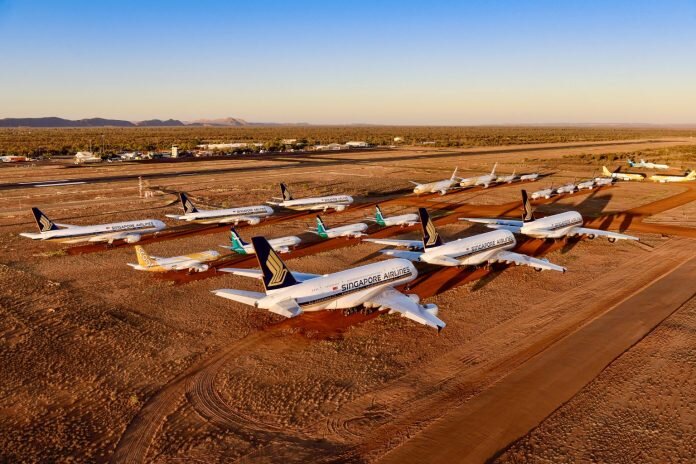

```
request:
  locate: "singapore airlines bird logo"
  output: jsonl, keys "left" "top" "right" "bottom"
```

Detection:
{"left": 425, "top": 219, "right": 439, "bottom": 246}
{"left": 40, "top": 215, "right": 52, "bottom": 232}
{"left": 266, "top": 251, "right": 287, "bottom": 287}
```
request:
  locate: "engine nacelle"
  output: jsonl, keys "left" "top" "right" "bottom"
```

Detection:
{"left": 245, "top": 217, "right": 261, "bottom": 225}
{"left": 422, "top": 303, "right": 438, "bottom": 315}
{"left": 191, "top": 264, "right": 209, "bottom": 273}
{"left": 407, "top": 294, "right": 420, "bottom": 304}
{"left": 587, "top": 234, "right": 596, "bottom": 240}
{"left": 334, "top": 205, "right": 346, "bottom": 212}
{"left": 124, "top": 234, "right": 142, "bottom": 243}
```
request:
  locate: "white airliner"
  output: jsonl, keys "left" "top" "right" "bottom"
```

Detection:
{"left": 460, "top": 163, "right": 499, "bottom": 188}
{"left": 311, "top": 216, "right": 368, "bottom": 238}
{"left": 555, "top": 182, "right": 577, "bottom": 195}
{"left": 19, "top": 207, "right": 166, "bottom": 244}
{"left": 267, "top": 183, "right": 353, "bottom": 212}
{"left": 213, "top": 237, "right": 445, "bottom": 332}
{"left": 127, "top": 246, "right": 219, "bottom": 273}
{"left": 462, "top": 190, "right": 639, "bottom": 243}
{"left": 576, "top": 179, "right": 596, "bottom": 190}
{"left": 411, "top": 168, "right": 460, "bottom": 195}
{"left": 531, "top": 186, "right": 555, "bottom": 200}
{"left": 649, "top": 170, "right": 696, "bottom": 183}
{"left": 370, "top": 204, "right": 418, "bottom": 227}
{"left": 496, "top": 170, "right": 518, "bottom": 184}
{"left": 221, "top": 227, "right": 301, "bottom": 254}
{"left": 628, "top": 159, "right": 669, "bottom": 170}
{"left": 364, "top": 208, "right": 565, "bottom": 272}
{"left": 520, "top": 173, "right": 540, "bottom": 182}
{"left": 166, "top": 192, "right": 274, "bottom": 225}
{"left": 594, "top": 177, "right": 614, "bottom": 187}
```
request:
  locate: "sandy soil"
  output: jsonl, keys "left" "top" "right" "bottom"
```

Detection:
{"left": 0, "top": 139, "right": 694, "bottom": 463}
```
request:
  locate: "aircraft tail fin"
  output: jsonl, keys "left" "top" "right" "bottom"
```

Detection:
{"left": 230, "top": 227, "right": 248, "bottom": 253}
{"left": 316, "top": 216, "right": 329, "bottom": 238}
{"left": 418, "top": 208, "right": 444, "bottom": 249}
{"left": 280, "top": 183, "right": 293, "bottom": 201}
{"left": 375, "top": 204, "right": 386, "bottom": 226}
{"left": 521, "top": 190, "right": 535, "bottom": 222}
{"left": 31, "top": 207, "right": 58, "bottom": 233}
{"left": 687, "top": 170, "right": 696, "bottom": 180}
{"left": 179, "top": 192, "right": 198, "bottom": 214}
{"left": 135, "top": 246, "right": 156, "bottom": 268}
{"left": 602, "top": 166, "right": 612, "bottom": 177}
{"left": 251, "top": 236, "right": 298, "bottom": 292}
{"left": 627, "top": 159, "right": 635, "bottom": 167}
{"left": 490, "top": 162, "right": 498, "bottom": 175}
{"left": 450, "top": 167, "right": 458, "bottom": 180}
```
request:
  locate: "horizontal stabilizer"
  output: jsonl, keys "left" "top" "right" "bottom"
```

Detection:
{"left": 211, "top": 289, "right": 265, "bottom": 306}
{"left": 219, "top": 267, "right": 320, "bottom": 282}
{"left": 267, "top": 298, "right": 303, "bottom": 318}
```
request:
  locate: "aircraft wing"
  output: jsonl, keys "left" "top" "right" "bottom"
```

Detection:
{"left": 211, "top": 288, "right": 265, "bottom": 306}
{"left": 367, "top": 287, "right": 445, "bottom": 332}
{"left": 219, "top": 268, "right": 321, "bottom": 282}
{"left": 217, "top": 215, "right": 261, "bottom": 225}
{"left": 570, "top": 227, "right": 639, "bottom": 241}
{"left": 363, "top": 238, "right": 423, "bottom": 249}
{"left": 492, "top": 251, "right": 566, "bottom": 272}
{"left": 267, "top": 298, "right": 303, "bottom": 318}
{"left": 307, "top": 204, "right": 346, "bottom": 211}
{"left": 379, "top": 249, "right": 424, "bottom": 261}
{"left": 460, "top": 217, "right": 524, "bottom": 227}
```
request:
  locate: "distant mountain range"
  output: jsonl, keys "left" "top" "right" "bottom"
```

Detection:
{"left": 0, "top": 117, "right": 306, "bottom": 128}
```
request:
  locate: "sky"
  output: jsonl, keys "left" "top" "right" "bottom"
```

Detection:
{"left": 1, "top": 0, "right": 695, "bottom": 124}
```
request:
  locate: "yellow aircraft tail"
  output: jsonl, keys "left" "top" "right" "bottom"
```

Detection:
{"left": 135, "top": 246, "right": 156, "bottom": 267}
{"left": 602, "top": 166, "right": 612, "bottom": 177}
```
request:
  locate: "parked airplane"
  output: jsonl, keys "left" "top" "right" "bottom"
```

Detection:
{"left": 1, "top": 155, "right": 33, "bottom": 163}
{"left": 602, "top": 166, "right": 645, "bottom": 181}
{"left": 411, "top": 167, "right": 460, "bottom": 195}
{"left": 462, "top": 190, "right": 639, "bottom": 243}
{"left": 268, "top": 183, "right": 353, "bottom": 211}
{"left": 166, "top": 192, "right": 274, "bottom": 225}
{"left": 520, "top": 173, "right": 540, "bottom": 182}
{"left": 649, "top": 170, "right": 696, "bottom": 183}
{"left": 364, "top": 208, "right": 565, "bottom": 272}
{"left": 221, "top": 227, "right": 301, "bottom": 254}
{"left": 370, "top": 204, "right": 418, "bottom": 227}
{"left": 531, "top": 186, "right": 555, "bottom": 200}
{"left": 312, "top": 216, "right": 368, "bottom": 238}
{"left": 555, "top": 182, "right": 577, "bottom": 195}
{"left": 576, "top": 179, "right": 596, "bottom": 190}
{"left": 496, "top": 170, "right": 518, "bottom": 184}
{"left": 594, "top": 176, "right": 614, "bottom": 187}
{"left": 213, "top": 236, "right": 445, "bottom": 331}
{"left": 19, "top": 207, "right": 166, "bottom": 244}
{"left": 464, "top": 163, "right": 498, "bottom": 188}
{"left": 127, "top": 246, "right": 219, "bottom": 273}
{"left": 628, "top": 159, "right": 669, "bottom": 170}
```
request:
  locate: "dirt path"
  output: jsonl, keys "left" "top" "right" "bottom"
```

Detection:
{"left": 379, "top": 247, "right": 696, "bottom": 464}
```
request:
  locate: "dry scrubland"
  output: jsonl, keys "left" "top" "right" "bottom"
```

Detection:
{"left": 0, "top": 137, "right": 694, "bottom": 462}
{"left": 1, "top": 125, "right": 696, "bottom": 156}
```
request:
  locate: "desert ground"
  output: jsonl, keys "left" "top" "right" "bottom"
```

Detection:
{"left": 1, "top": 138, "right": 695, "bottom": 463}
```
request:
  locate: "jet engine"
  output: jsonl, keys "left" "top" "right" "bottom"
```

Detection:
{"left": 189, "top": 264, "right": 210, "bottom": 273}
{"left": 245, "top": 217, "right": 261, "bottom": 225}
{"left": 334, "top": 205, "right": 346, "bottom": 212}
{"left": 124, "top": 234, "right": 142, "bottom": 243}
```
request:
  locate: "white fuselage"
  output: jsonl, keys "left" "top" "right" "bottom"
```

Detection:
{"left": 413, "top": 179, "right": 457, "bottom": 195}
{"left": 171, "top": 205, "right": 273, "bottom": 223}
{"left": 258, "top": 259, "right": 417, "bottom": 312}
{"left": 421, "top": 230, "right": 516, "bottom": 266}
{"left": 634, "top": 161, "right": 669, "bottom": 170}
{"left": 234, "top": 236, "right": 301, "bottom": 254}
{"left": 475, "top": 174, "right": 497, "bottom": 188}
{"left": 649, "top": 173, "right": 696, "bottom": 183}
{"left": 381, "top": 213, "right": 419, "bottom": 227}
{"left": 20, "top": 219, "right": 166, "bottom": 243}
{"left": 594, "top": 177, "right": 613, "bottom": 186}
{"left": 322, "top": 223, "right": 368, "bottom": 238}
{"left": 521, "top": 211, "right": 583, "bottom": 238}
{"left": 497, "top": 174, "right": 517, "bottom": 184}
{"left": 277, "top": 195, "right": 353, "bottom": 211}
{"left": 555, "top": 183, "right": 577, "bottom": 194}
{"left": 520, "top": 173, "right": 539, "bottom": 182}
{"left": 577, "top": 180, "right": 596, "bottom": 190}
{"left": 531, "top": 188, "right": 554, "bottom": 200}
